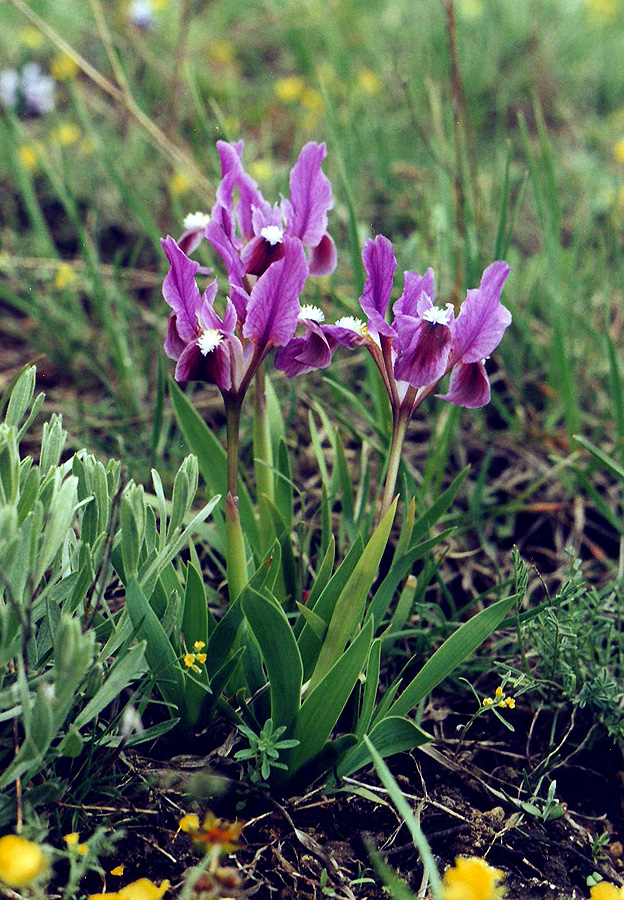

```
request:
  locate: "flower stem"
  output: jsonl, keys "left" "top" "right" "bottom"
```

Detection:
{"left": 379, "top": 410, "right": 410, "bottom": 519}
{"left": 225, "top": 398, "right": 247, "bottom": 602}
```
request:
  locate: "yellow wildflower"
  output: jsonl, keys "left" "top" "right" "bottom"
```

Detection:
{"left": 170, "top": 171, "right": 191, "bottom": 195}
{"left": 183, "top": 652, "right": 196, "bottom": 668}
{"left": 442, "top": 856, "right": 506, "bottom": 900}
{"left": 179, "top": 813, "right": 200, "bottom": 833}
{"left": 18, "top": 144, "right": 39, "bottom": 174}
{"left": 614, "top": 138, "right": 624, "bottom": 164}
{"left": 193, "top": 641, "right": 206, "bottom": 651}
{"left": 494, "top": 685, "right": 504, "bottom": 699}
{"left": 210, "top": 41, "right": 235, "bottom": 65}
{"left": 19, "top": 26, "right": 43, "bottom": 49}
{"left": 79, "top": 136, "right": 96, "bottom": 155}
{"left": 458, "top": 0, "right": 484, "bottom": 19}
{"left": 0, "top": 835, "right": 49, "bottom": 889}
{"left": 590, "top": 884, "right": 624, "bottom": 900}
{"left": 182, "top": 811, "right": 243, "bottom": 854}
{"left": 196, "top": 652, "right": 207, "bottom": 665}
{"left": 119, "top": 878, "right": 170, "bottom": 900}
{"left": 274, "top": 76, "right": 305, "bottom": 103}
{"left": 88, "top": 879, "right": 170, "bottom": 900}
{"left": 586, "top": 0, "right": 619, "bottom": 22}
{"left": 54, "top": 262, "right": 78, "bottom": 290}
{"left": 52, "top": 123, "right": 81, "bottom": 147}
{"left": 78, "top": 843, "right": 89, "bottom": 855}
{"left": 64, "top": 832, "right": 80, "bottom": 847}
{"left": 249, "top": 159, "right": 272, "bottom": 182}
{"left": 111, "top": 864, "right": 125, "bottom": 876}
{"left": 51, "top": 54, "right": 79, "bottom": 81}
{"left": 504, "top": 697, "right": 516, "bottom": 709}
{"left": 302, "top": 87, "right": 323, "bottom": 111}
{"left": 482, "top": 697, "right": 494, "bottom": 707}
{"left": 357, "top": 68, "right": 382, "bottom": 96}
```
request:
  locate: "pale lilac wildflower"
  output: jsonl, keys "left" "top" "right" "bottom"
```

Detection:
{"left": 129, "top": 0, "right": 155, "bottom": 28}
{"left": 276, "top": 234, "right": 511, "bottom": 409}
{"left": 20, "top": 63, "right": 55, "bottom": 115}
{"left": 0, "top": 69, "right": 19, "bottom": 109}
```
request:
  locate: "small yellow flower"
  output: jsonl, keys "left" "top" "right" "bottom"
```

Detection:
{"left": 458, "top": 0, "right": 484, "bottom": 19}
{"left": 302, "top": 87, "right": 323, "bottom": 111}
{"left": 494, "top": 685, "right": 504, "bottom": 698}
{"left": 183, "top": 652, "right": 196, "bottom": 668}
{"left": 586, "top": 0, "right": 619, "bottom": 22}
{"left": 79, "top": 136, "right": 96, "bottom": 155}
{"left": 184, "top": 812, "right": 243, "bottom": 854}
{"left": 88, "top": 880, "right": 170, "bottom": 900}
{"left": 249, "top": 159, "right": 272, "bottom": 182}
{"left": 54, "top": 262, "right": 78, "bottom": 290}
{"left": 196, "top": 652, "right": 207, "bottom": 665}
{"left": 193, "top": 641, "right": 206, "bottom": 651}
{"left": 52, "top": 123, "right": 81, "bottom": 148}
{"left": 614, "top": 139, "right": 624, "bottom": 164}
{"left": 17, "top": 144, "right": 39, "bottom": 174}
{"left": 482, "top": 697, "right": 494, "bottom": 707}
{"left": 19, "top": 26, "right": 43, "bottom": 49}
{"left": 274, "top": 76, "right": 305, "bottom": 103}
{"left": 64, "top": 832, "right": 80, "bottom": 847}
{"left": 119, "top": 879, "right": 170, "bottom": 900}
{"left": 357, "top": 68, "right": 382, "bottom": 96}
{"left": 179, "top": 813, "right": 200, "bottom": 833}
{"left": 51, "top": 53, "right": 79, "bottom": 81}
{"left": 442, "top": 856, "right": 506, "bottom": 900}
{"left": 210, "top": 41, "right": 235, "bottom": 65}
{"left": 170, "top": 171, "right": 191, "bottom": 195}
{"left": 78, "top": 843, "right": 89, "bottom": 856}
{"left": 111, "top": 864, "right": 125, "bottom": 876}
{"left": 0, "top": 835, "right": 49, "bottom": 889}
{"left": 590, "top": 883, "right": 624, "bottom": 900}
{"left": 504, "top": 697, "right": 516, "bottom": 709}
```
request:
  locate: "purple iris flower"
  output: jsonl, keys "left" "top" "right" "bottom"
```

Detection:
{"left": 162, "top": 234, "right": 309, "bottom": 397}
{"left": 276, "top": 234, "right": 511, "bottom": 411}
{"left": 183, "top": 139, "right": 336, "bottom": 280}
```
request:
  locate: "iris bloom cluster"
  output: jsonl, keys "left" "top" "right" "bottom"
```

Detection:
{"left": 277, "top": 233, "right": 511, "bottom": 410}
{"left": 163, "top": 140, "right": 335, "bottom": 400}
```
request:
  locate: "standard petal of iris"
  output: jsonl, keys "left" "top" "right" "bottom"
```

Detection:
{"left": 275, "top": 326, "right": 333, "bottom": 376}
{"left": 286, "top": 142, "right": 333, "bottom": 247}
{"left": 393, "top": 268, "right": 435, "bottom": 318}
{"left": 394, "top": 315, "right": 452, "bottom": 387}
{"left": 309, "top": 233, "right": 337, "bottom": 276}
{"left": 360, "top": 235, "right": 397, "bottom": 324}
{"left": 205, "top": 207, "right": 246, "bottom": 289}
{"left": 437, "top": 360, "right": 490, "bottom": 408}
{"left": 243, "top": 237, "right": 309, "bottom": 348}
{"left": 161, "top": 236, "right": 202, "bottom": 343}
{"left": 215, "top": 140, "right": 268, "bottom": 241}
{"left": 451, "top": 261, "right": 511, "bottom": 364}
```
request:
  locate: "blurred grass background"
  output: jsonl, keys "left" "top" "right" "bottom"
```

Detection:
{"left": 1, "top": 0, "right": 624, "bottom": 508}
